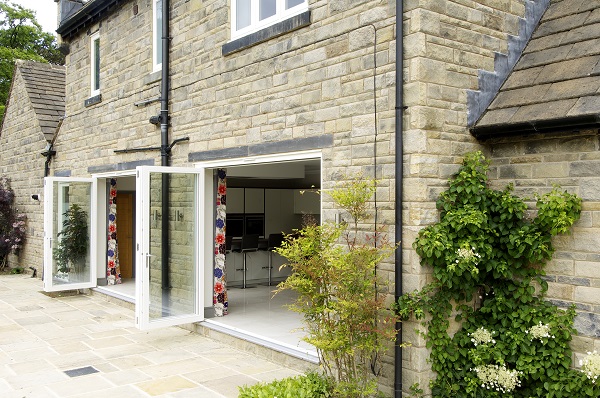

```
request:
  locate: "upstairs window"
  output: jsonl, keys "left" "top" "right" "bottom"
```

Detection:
{"left": 153, "top": 0, "right": 163, "bottom": 71}
{"left": 90, "top": 32, "right": 100, "bottom": 96}
{"left": 232, "top": 0, "right": 307, "bottom": 40}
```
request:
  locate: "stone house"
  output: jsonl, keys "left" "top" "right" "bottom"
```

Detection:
{"left": 0, "top": 60, "right": 65, "bottom": 273}
{"left": 0, "top": 0, "right": 598, "bottom": 396}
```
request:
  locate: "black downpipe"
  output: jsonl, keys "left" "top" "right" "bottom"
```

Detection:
{"left": 161, "top": 0, "right": 171, "bottom": 314}
{"left": 394, "top": 0, "right": 404, "bottom": 397}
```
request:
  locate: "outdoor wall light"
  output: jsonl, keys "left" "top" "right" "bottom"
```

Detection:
{"left": 149, "top": 115, "right": 162, "bottom": 125}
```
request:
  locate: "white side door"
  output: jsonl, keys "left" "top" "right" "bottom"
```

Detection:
{"left": 43, "top": 177, "right": 96, "bottom": 292}
{"left": 135, "top": 166, "right": 205, "bottom": 330}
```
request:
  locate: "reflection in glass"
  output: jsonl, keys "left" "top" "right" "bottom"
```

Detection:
{"left": 259, "top": 0, "right": 276, "bottom": 20}
{"left": 52, "top": 182, "right": 91, "bottom": 285}
{"left": 236, "top": 0, "right": 251, "bottom": 30}
{"left": 286, "top": 0, "right": 304, "bottom": 9}
{"left": 148, "top": 172, "right": 197, "bottom": 320}
{"left": 93, "top": 38, "right": 100, "bottom": 91}
{"left": 155, "top": 0, "right": 163, "bottom": 65}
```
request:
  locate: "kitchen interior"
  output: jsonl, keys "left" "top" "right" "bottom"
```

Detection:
{"left": 209, "top": 159, "right": 321, "bottom": 359}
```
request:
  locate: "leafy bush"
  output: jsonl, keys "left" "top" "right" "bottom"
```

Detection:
{"left": 238, "top": 372, "right": 332, "bottom": 398}
{"left": 276, "top": 177, "right": 398, "bottom": 397}
{"left": 0, "top": 176, "right": 26, "bottom": 270}
{"left": 53, "top": 203, "right": 88, "bottom": 274}
{"left": 397, "top": 152, "right": 598, "bottom": 397}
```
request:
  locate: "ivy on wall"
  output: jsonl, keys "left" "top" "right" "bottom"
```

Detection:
{"left": 397, "top": 152, "right": 599, "bottom": 397}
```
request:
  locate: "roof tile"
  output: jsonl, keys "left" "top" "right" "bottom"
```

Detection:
{"left": 473, "top": 1, "right": 600, "bottom": 136}
{"left": 15, "top": 60, "right": 65, "bottom": 141}
{"left": 510, "top": 99, "right": 579, "bottom": 123}
{"left": 489, "top": 84, "right": 552, "bottom": 109}
{"left": 567, "top": 96, "right": 600, "bottom": 116}
{"left": 533, "top": 11, "right": 590, "bottom": 38}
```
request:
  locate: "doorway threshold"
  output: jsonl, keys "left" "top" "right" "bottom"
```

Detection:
{"left": 200, "top": 319, "right": 319, "bottom": 363}
{"left": 93, "top": 283, "right": 135, "bottom": 303}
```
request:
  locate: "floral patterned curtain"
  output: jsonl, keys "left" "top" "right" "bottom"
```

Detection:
{"left": 214, "top": 169, "right": 228, "bottom": 316}
{"left": 107, "top": 178, "right": 121, "bottom": 285}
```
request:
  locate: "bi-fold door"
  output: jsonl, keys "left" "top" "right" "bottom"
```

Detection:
{"left": 43, "top": 167, "right": 205, "bottom": 330}
{"left": 135, "top": 166, "right": 205, "bottom": 329}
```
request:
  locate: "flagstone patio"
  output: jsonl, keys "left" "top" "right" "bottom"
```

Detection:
{"left": 0, "top": 275, "right": 309, "bottom": 397}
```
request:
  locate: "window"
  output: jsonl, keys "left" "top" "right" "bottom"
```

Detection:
{"left": 231, "top": 0, "right": 307, "bottom": 40}
{"left": 153, "top": 0, "right": 163, "bottom": 71}
{"left": 90, "top": 32, "right": 100, "bottom": 96}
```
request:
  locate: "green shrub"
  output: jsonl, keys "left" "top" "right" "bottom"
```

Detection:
{"left": 238, "top": 372, "right": 332, "bottom": 398}
{"left": 275, "top": 177, "right": 398, "bottom": 397}
{"left": 396, "top": 152, "right": 599, "bottom": 397}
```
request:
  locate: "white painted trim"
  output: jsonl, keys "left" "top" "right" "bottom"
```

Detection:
{"left": 43, "top": 177, "right": 97, "bottom": 292}
{"left": 91, "top": 169, "right": 137, "bottom": 179}
{"left": 90, "top": 32, "right": 100, "bottom": 97}
{"left": 135, "top": 166, "right": 205, "bottom": 330}
{"left": 193, "top": 149, "right": 322, "bottom": 169}
{"left": 152, "top": 0, "right": 163, "bottom": 72}
{"left": 230, "top": 0, "right": 308, "bottom": 41}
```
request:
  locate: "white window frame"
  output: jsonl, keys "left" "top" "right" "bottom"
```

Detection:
{"left": 153, "top": 0, "right": 163, "bottom": 72}
{"left": 90, "top": 32, "right": 100, "bottom": 96}
{"left": 230, "top": 0, "right": 308, "bottom": 41}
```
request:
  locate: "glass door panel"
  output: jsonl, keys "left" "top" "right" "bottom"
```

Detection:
{"left": 44, "top": 178, "right": 95, "bottom": 292}
{"left": 136, "top": 167, "right": 204, "bottom": 330}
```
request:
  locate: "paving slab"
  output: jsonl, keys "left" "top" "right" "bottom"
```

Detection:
{"left": 0, "top": 275, "right": 303, "bottom": 397}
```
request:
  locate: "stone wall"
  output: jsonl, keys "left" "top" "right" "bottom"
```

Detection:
{"left": 53, "top": 0, "right": 545, "bottom": 395}
{"left": 0, "top": 66, "right": 46, "bottom": 274}
{"left": 401, "top": 0, "right": 531, "bottom": 391}
{"left": 487, "top": 130, "right": 600, "bottom": 364}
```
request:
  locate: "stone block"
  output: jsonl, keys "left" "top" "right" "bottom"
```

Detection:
{"left": 349, "top": 26, "right": 375, "bottom": 51}
{"left": 575, "top": 260, "right": 600, "bottom": 279}
{"left": 574, "top": 287, "right": 600, "bottom": 305}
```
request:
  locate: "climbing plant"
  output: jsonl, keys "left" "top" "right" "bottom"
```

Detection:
{"left": 0, "top": 176, "right": 26, "bottom": 270}
{"left": 276, "top": 177, "right": 398, "bottom": 398}
{"left": 397, "top": 152, "right": 599, "bottom": 397}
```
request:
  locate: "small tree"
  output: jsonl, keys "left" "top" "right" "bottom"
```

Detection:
{"left": 0, "top": 1, "right": 65, "bottom": 120}
{"left": 0, "top": 176, "right": 26, "bottom": 270}
{"left": 53, "top": 204, "right": 88, "bottom": 275}
{"left": 276, "top": 177, "right": 398, "bottom": 397}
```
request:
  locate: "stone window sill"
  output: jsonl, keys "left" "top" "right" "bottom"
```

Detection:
{"left": 144, "top": 70, "right": 162, "bottom": 85}
{"left": 222, "top": 10, "right": 311, "bottom": 56}
{"left": 84, "top": 94, "right": 102, "bottom": 107}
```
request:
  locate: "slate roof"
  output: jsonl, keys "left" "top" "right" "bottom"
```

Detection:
{"left": 17, "top": 61, "right": 65, "bottom": 142}
{"left": 472, "top": 0, "right": 600, "bottom": 138}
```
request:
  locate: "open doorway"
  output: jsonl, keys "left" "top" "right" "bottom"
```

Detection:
{"left": 198, "top": 152, "right": 321, "bottom": 361}
{"left": 94, "top": 176, "right": 136, "bottom": 301}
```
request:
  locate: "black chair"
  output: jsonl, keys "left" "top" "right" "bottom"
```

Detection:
{"left": 262, "top": 233, "right": 284, "bottom": 286}
{"left": 233, "top": 234, "right": 259, "bottom": 288}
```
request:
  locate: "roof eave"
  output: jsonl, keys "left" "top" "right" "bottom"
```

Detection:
{"left": 470, "top": 114, "right": 600, "bottom": 141}
{"left": 56, "top": 0, "right": 123, "bottom": 39}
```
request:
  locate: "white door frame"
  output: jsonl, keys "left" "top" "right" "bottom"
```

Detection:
{"left": 193, "top": 149, "right": 323, "bottom": 309}
{"left": 135, "top": 166, "right": 206, "bottom": 330}
{"left": 43, "top": 177, "right": 97, "bottom": 292}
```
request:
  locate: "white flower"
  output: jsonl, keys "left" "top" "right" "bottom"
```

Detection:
{"left": 456, "top": 246, "right": 481, "bottom": 264}
{"left": 473, "top": 364, "right": 522, "bottom": 393}
{"left": 469, "top": 327, "right": 495, "bottom": 346}
{"left": 526, "top": 322, "right": 554, "bottom": 342}
{"left": 580, "top": 351, "right": 600, "bottom": 384}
